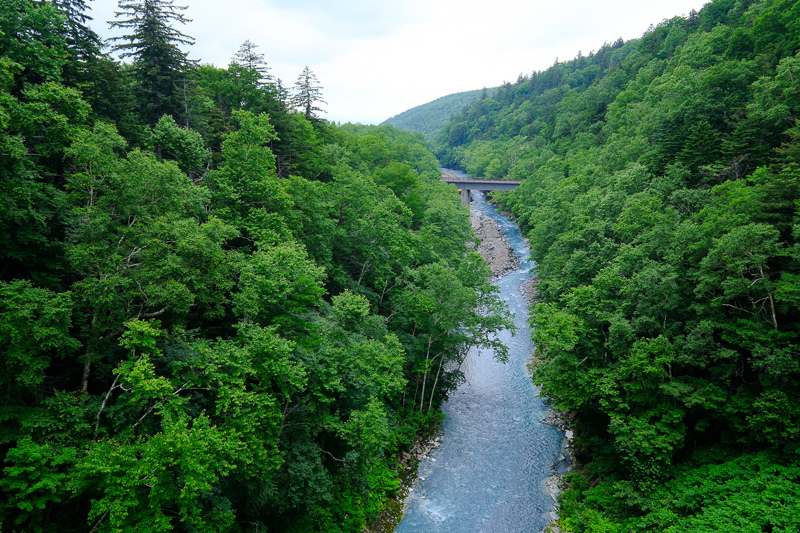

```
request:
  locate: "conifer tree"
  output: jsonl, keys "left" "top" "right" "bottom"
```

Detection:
{"left": 272, "top": 77, "right": 289, "bottom": 104}
{"left": 290, "top": 65, "right": 327, "bottom": 120}
{"left": 49, "top": 0, "right": 102, "bottom": 60}
{"left": 108, "top": 0, "right": 194, "bottom": 125}
{"left": 232, "top": 39, "right": 271, "bottom": 85}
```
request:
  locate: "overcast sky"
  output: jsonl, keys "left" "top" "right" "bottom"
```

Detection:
{"left": 88, "top": 0, "right": 709, "bottom": 125}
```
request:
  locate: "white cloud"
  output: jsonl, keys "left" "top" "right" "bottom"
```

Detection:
{"left": 89, "top": 0, "right": 708, "bottom": 124}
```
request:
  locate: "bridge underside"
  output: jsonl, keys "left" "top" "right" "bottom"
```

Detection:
{"left": 442, "top": 179, "right": 521, "bottom": 205}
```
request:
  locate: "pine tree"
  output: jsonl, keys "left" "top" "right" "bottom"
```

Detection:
{"left": 232, "top": 39, "right": 271, "bottom": 85}
{"left": 272, "top": 77, "right": 289, "bottom": 105}
{"left": 290, "top": 65, "right": 327, "bottom": 121}
{"left": 49, "top": 0, "right": 102, "bottom": 60}
{"left": 108, "top": 0, "right": 194, "bottom": 125}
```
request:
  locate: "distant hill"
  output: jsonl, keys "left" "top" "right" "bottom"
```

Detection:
{"left": 381, "top": 88, "right": 496, "bottom": 140}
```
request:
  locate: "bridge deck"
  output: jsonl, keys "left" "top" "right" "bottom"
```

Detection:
{"left": 440, "top": 175, "right": 521, "bottom": 205}
{"left": 440, "top": 178, "right": 521, "bottom": 191}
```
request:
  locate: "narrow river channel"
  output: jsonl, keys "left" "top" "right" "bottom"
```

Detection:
{"left": 395, "top": 188, "right": 566, "bottom": 533}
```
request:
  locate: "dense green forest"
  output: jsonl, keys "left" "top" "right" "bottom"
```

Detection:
{"left": 434, "top": 0, "right": 800, "bottom": 530}
{"left": 0, "top": 1, "right": 513, "bottom": 531}
{"left": 381, "top": 88, "right": 496, "bottom": 141}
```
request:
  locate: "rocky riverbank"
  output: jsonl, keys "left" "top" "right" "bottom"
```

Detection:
{"left": 520, "top": 276, "right": 539, "bottom": 304}
{"left": 528, "top": 319, "right": 576, "bottom": 533}
{"left": 470, "top": 212, "right": 518, "bottom": 278}
{"left": 367, "top": 430, "right": 444, "bottom": 532}
{"left": 539, "top": 408, "right": 576, "bottom": 533}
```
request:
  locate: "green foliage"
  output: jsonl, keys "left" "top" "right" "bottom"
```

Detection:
{"left": 0, "top": 0, "right": 69, "bottom": 86}
{"left": 0, "top": 4, "right": 511, "bottom": 529}
{"left": 431, "top": 0, "right": 800, "bottom": 527}
{"left": 1, "top": 437, "right": 78, "bottom": 527}
{"left": 152, "top": 114, "right": 211, "bottom": 178}
{"left": 234, "top": 242, "right": 326, "bottom": 327}
{"left": 0, "top": 280, "right": 78, "bottom": 398}
{"left": 558, "top": 452, "right": 800, "bottom": 532}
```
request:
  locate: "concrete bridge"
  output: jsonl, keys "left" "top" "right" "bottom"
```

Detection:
{"left": 441, "top": 175, "right": 522, "bottom": 205}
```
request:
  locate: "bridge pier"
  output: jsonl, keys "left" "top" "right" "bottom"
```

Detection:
{"left": 460, "top": 189, "right": 471, "bottom": 205}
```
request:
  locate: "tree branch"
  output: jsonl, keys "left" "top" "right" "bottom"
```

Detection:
{"left": 94, "top": 371, "right": 123, "bottom": 438}
{"left": 88, "top": 510, "right": 109, "bottom": 533}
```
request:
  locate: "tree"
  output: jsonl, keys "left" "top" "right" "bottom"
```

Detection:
{"left": 108, "top": 0, "right": 195, "bottom": 125}
{"left": 64, "top": 122, "right": 236, "bottom": 390}
{"left": 49, "top": 0, "right": 102, "bottom": 61}
{"left": 291, "top": 65, "right": 327, "bottom": 121}
{"left": 151, "top": 114, "right": 211, "bottom": 179}
{"left": 399, "top": 255, "right": 514, "bottom": 412}
{"left": 0, "top": 280, "right": 79, "bottom": 403}
{"left": 0, "top": 0, "right": 69, "bottom": 88}
{"left": 232, "top": 39, "right": 271, "bottom": 85}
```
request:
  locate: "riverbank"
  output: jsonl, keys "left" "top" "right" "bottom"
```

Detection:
{"left": 366, "top": 429, "right": 444, "bottom": 532}
{"left": 445, "top": 167, "right": 519, "bottom": 279}
{"left": 470, "top": 212, "right": 518, "bottom": 277}
{"left": 540, "top": 409, "right": 575, "bottom": 533}
{"left": 530, "top": 355, "right": 576, "bottom": 533}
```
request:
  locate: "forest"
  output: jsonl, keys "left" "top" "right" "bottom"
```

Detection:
{"left": 0, "top": 0, "right": 514, "bottom": 531}
{"left": 433, "top": 0, "right": 800, "bottom": 530}
{"left": 381, "top": 88, "right": 496, "bottom": 141}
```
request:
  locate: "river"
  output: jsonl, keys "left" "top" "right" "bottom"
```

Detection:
{"left": 394, "top": 188, "right": 566, "bottom": 533}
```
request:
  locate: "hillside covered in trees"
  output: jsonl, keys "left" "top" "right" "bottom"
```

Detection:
{"left": 381, "top": 88, "right": 495, "bottom": 141}
{"left": 0, "top": 1, "right": 513, "bottom": 531}
{"left": 434, "top": 0, "right": 800, "bottom": 530}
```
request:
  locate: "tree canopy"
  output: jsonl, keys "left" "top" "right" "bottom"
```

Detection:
{"left": 0, "top": 2, "right": 512, "bottom": 531}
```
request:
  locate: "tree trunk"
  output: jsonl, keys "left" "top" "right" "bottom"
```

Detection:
{"left": 428, "top": 352, "right": 445, "bottom": 412}
{"left": 81, "top": 314, "right": 97, "bottom": 391}
{"left": 419, "top": 336, "right": 433, "bottom": 413}
{"left": 81, "top": 361, "right": 91, "bottom": 392}
{"left": 183, "top": 78, "right": 189, "bottom": 128}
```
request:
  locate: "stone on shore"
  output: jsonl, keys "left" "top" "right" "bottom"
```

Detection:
{"left": 470, "top": 213, "right": 517, "bottom": 277}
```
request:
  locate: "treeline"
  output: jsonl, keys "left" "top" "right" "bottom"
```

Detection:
{"left": 435, "top": 0, "right": 800, "bottom": 530}
{"left": 0, "top": 1, "right": 512, "bottom": 531}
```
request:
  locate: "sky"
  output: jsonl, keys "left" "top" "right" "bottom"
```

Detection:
{"left": 88, "top": 0, "right": 710, "bottom": 125}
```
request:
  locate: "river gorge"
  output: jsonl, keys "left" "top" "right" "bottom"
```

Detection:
{"left": 395, "top": 187, "right": 568, "bottom": 532}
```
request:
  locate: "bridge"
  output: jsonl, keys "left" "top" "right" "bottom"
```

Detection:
{"left": 440, "top": 175, "right": 522, "bottom": 205}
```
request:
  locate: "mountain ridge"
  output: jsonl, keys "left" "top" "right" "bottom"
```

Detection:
{"left": 381, "top": 87, "right": 497, "bottom": 140}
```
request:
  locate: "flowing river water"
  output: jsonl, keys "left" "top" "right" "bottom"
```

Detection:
{"left": 395, "top": 188, "right": 566, "bottom": 533}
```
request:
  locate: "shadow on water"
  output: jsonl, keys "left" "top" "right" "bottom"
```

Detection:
{"left": 395, "top": 188, "right": 565, "bottom": 533}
